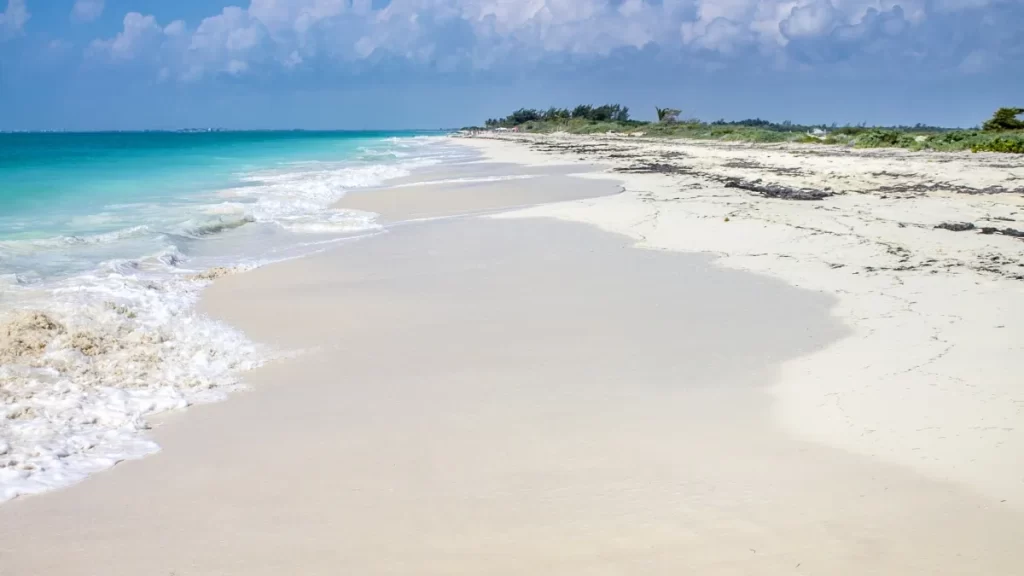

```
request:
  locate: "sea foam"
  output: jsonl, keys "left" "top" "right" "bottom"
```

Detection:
{"left": 0, "top": 266, "right": 262, "bottom": 502}
{"left": 0, "top": 134, "right": 459, "bottom": 502}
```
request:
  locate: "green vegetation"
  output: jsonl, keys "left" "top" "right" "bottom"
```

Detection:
{"left": 483, "top": 104, "right": 634, "bottom": 128}
{"left": 972, "top": 137, "right": 1024, "bottom": 154}
{"left": 982, "top": 108, "right": 1024, "bottom": 132}
{"left": 465, "top": 105, "right": 1024, "bottom": 154}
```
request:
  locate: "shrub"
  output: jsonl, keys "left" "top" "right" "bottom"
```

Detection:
{"left": 971, "top": 137, "right": 1024, "bottom": 154}
{"left": 832, "top": 125, "right": 870, "bottom": 136}
{"left": 854, "top": 129, "right": 917, "bottom": 148}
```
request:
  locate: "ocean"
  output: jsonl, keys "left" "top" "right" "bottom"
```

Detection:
{"left": 0, "top": 131, "right": 464, "bottom": 501}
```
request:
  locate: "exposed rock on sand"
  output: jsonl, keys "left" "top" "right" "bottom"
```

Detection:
{"left": 188, "top": 266, "right": 240, "bottom": 282}
{"left": 615, "top": 161, "right": 694, "bottom": 175}
{"left": 0, "top": 311, "right": 66, "bottom": 363}
{"left": 979, "top": 226, "right": 1024, "bottom": 238}
{"left": 723, "top": 178, "right": 835, "bottom": 200}
{"left": 69, "top": 331, "right": 109, "bottom": 356}
{"left": 1, "top": 312, "right": 118, "bottom": 364}
{"left": 0, "top": 276, "right": 262, "bottom": 501}
{"left": 935, "top": 221, "right": 976, "bottom": 232}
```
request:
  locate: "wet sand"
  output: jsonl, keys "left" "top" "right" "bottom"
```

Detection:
{"left": 334, "top": 163, "right": 619, "bottom": 222}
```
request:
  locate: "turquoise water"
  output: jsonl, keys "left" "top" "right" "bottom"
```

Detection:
{"left": 0, "top": 130, "right": 464, "bottom": 501}
{"left": 1, "top": 131, "right": 425, "bottom": 239}
{"left": 0, "top": 130, "right": 447, "bottom": 281}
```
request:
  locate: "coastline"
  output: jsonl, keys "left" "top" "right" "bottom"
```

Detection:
{"left": 1, "top": 136, "right": 1022, "bottom": 573}
{"left": 0, "top": 133, "right": 460, "bottom": 502}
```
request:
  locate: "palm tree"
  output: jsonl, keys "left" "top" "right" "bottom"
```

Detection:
{"left": 656, "top": 107, "right": 681, "bottom": 123}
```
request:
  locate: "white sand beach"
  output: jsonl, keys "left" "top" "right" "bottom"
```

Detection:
{"left": 463, "top": 134, "right": 1024, "bottom": 505}
{"left": 1, "top": 137, "right": 1022, "bottom": 575}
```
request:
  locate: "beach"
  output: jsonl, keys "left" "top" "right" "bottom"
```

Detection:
{"left": 1, "top": 134, "right": 1023, "bottom": 574}
{"left": 466, "top": 134, "right": 1024, "bottom": 504}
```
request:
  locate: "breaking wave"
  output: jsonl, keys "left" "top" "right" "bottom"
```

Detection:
{"left": 0, "top": 134, "right": 457, "bottom": 502}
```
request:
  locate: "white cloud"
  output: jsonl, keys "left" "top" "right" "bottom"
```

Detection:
{"left": 694, "top": 17, "right": 753, "bottom": 54}
{"left": 0, "top": 0, "right": 29, "bottom": 39}
{"left": 932, "top": 0, "right": 997, "bottom": 12}
{"left": 164, "top": 20, "right": 187, "bottom": 37}
{"left": 87, "top": 0, "right": 1023, "bottom": 78}
{"left": 191, "top": 7, "right": 263, "bottom": 53}
{"left": 90, "top": 12, "right": 164, "bottom": 60}
{"left": 72, "top": 0, "right": 105, "bottom": 23}
{"left": 249, "top": 0, "right": 349, "bottom": 35}
{"left": 780, "top": 0, "right": 839, "bottom": 40}
{"left": 183, "top": 7, "right": 269, "bottom": 79}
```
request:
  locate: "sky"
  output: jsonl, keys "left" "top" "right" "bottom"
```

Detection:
{"left": 0, "top": 0, "right": 1021, "bottom": 130}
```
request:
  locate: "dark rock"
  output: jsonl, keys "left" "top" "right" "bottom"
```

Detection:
{"left": 979, "top": 227, "right": 1024, "bottom": 238}
{"left": 723, "top": 179, "right": 834, "bottom": 200}
{"left": 722, "top": 160, "right": 806, "bottom": 176}
{"left": 875, "top": 183, "right": 1024, "bottom": 196}
{"left": 935, "top": 222, "right": 976, "bottom": 232}
{"left": 615, "top": 162, "right": 695, "bottom": 175}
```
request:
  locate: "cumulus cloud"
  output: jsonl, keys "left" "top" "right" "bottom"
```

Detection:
{"left": 780, "top": 0, "right": 840, "bottom": 40}
{"left": 72, "top": 0, "right": 104, "bottom": 23}
{"left": 182, "top": 7, "right": 271, "bottom": 79}
{"left": 782, "top": 3, "right": 911, "bottom": 63}
{"left": 86, "top": 0, "right": 1024, "bottom": 80}
{"left": 690, "top": 17, "right": 754, "bottom": 54}
{"left": 0, "top": 0, "right": 29, "bottom": 39}
{"left": 90, "top": 13, "right": 164, "bottom": 60}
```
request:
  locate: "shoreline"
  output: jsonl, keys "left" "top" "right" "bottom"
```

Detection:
{"left": 332, "top": 168, "right": 620, "bottom": 222}
{"left": 1, "top": 136, "right": 1022, "bottom": 573}
{"left": 0, "top": 134, "right": 461, "bottom": 503}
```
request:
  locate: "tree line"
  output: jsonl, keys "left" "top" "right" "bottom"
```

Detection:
{"left": 484, "top": 104, "right": 631, "bottom": 128}
{"left": 474, "top": 105, "right": 1023, "bottom": 134}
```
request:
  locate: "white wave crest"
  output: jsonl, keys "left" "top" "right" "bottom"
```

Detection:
{"left": 0, "top": 268, "right": 266, "bottom": 502}
{"left": 0, "top": 134, "right": 453, "bottom": 504}
{"left": 0, "top": 226, "right": 152, "bottom": 254}
{"left": 176, "top": 215, "right": 256, "bottom": 238}
{"left": 229, "top": 160, "right": 431, "bottom": 228}
{"left": 389, "top": 174, "right": 537, "bottom": 188}
{"left": 274, "top": 209, "right": 381, "bottom": 234}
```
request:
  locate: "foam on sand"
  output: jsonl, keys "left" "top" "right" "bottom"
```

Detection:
{"left": 0, "top": 266, "right": 262, "bottom": 502}
{"left": 0, "top": 135, "right": 459, "bottom": 502}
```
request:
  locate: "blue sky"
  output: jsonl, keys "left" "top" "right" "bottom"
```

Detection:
{"left": 1, "top": 0, "right": 1021, "bottom": 130}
